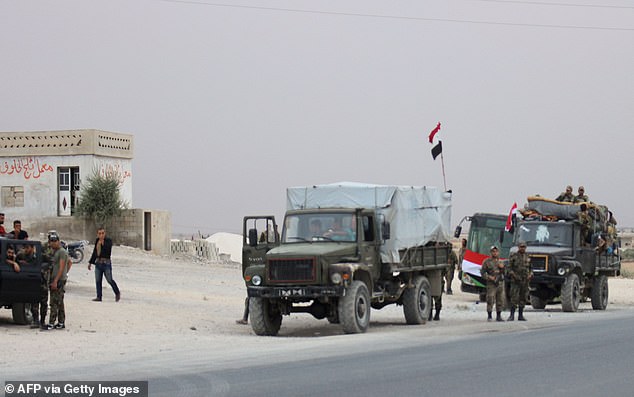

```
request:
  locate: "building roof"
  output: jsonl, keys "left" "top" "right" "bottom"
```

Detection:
{"left": 0, "top": 129, "right": 133, "bottom": 159}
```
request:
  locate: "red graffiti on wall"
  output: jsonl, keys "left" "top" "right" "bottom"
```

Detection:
{"left": 0, "top": 157, "right": 54, "bottom": 179}
{"left": 98, "top": 162, "right": 132, "bottom": 184}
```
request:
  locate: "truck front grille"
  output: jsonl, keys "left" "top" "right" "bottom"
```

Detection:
{"left": 530, "top": 255, "right": 548, "bottom": 272}
{"left": 268, "top": 258, "right": 316, "bottom": 282}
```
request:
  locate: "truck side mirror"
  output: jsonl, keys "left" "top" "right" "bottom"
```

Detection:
{"left": 248, "top": 228, "right": 258, "bottom": 247}
{"left": 382, "top": 221, "right": 391, "bottom": 240}
{"left": 454, "top": 226, "right": 462, "bottom": 238}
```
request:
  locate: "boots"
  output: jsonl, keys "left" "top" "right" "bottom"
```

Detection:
{"left": 433, "top": 309, "right": 440, "bottom": 321}
{"left": 446, "top": 288, "right": 453, "bottom": 295}
{"left": 507, "top": 308, "right": 515, "bottom": 321}
{"left": 518, "top": 307, "right": 527, "bottom": 321}
{"left": 487, "top": 311, "right": 492, "bottom": 322}
{"left": 496, "top": 311, "right": 504, "bottom": 322}
{"left": 428, "top": 310, "right": 433, "bottom": 321}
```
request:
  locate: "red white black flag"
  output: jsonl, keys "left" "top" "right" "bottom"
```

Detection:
{"left": 505, "top": 202, "right": 518, "bottom": 232}
{"left": 431, "top": 140, "right": 442, "bottom": 160}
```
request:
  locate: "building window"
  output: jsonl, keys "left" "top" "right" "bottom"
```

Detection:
{"left": 1, "top": 186, "right": 25, "bottom": 207}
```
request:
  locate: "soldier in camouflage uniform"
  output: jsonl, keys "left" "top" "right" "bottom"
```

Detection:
{"left": 429, "top": 267, "right": 445, "bottom": 321}
{"left": 507, "top": 242, "right": 532, "bottom": 321}
{"left": 47, "top": 234, "right": 69, "bottom": 330}
{"left": 39, "top": 240, "right": 55, "bottom": 330}
{"left": 578, "top": 204, "right": 592, "bottom": 246}
{"left": 555, "top": 185, "right": 574, "bottom": 202}
{"left": 445, "top": 249, "right": 458, "bottom": 295}
{"left": 573, "top": 186, "right": 589, "bottom": 203}
{"left": 480, "top": 246, "right": 505, "bottom": 322}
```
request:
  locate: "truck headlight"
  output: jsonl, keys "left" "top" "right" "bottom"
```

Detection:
{"left": 557, "top": 267, "right": 567, "bottom": 276}
{"left": 252, "top": 275, "right": 262, "bottom": 286}
{"left": 330, "top": 272, "right": 343, "bottom": 285}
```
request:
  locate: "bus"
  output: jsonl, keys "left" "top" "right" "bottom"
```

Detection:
{"left": 454, "top": 213, "right": 514, "bottom": 301}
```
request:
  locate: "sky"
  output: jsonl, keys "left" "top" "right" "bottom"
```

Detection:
{"left": 1, "top": 0, "right": 633, "bottom": 236}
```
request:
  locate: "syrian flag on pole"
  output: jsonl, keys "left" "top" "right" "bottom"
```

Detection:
{"left": 431, "top": 140, "right": 442, "bottom": 160}
{"left": 428, "top": 122, "right": 441, "bottom": 143}
{"left": 505, "top": 202, "right": 518, "bottom": 233}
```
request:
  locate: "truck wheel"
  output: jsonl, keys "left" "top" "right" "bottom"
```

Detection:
{"left": 561, "top": 273, "right": 580, "bottom": 312}
{"left": 590, "top": 275, "right": 608, "bottom": 310}
{"left": 249, "top": 297, "right": 282, "bottom": 336}
{"left": 402, "top": 276, "right": 431, "bottom": 325}
{"left": 12, "top": 303, "right": 31, "bottom": 325}
{"left": 338, "top": 281, "right": 370, "bottom": 334}
{"left": 530, "top": 295, "right": 547, "bottom": 310}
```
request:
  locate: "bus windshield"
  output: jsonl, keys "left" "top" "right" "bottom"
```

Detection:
{"left": 467, "top": 214, "right": 513, "bottom": 258}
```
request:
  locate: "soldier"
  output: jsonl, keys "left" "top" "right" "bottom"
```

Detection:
{"left": 507, "top": 242, "right": 532, "bottom": 321}
{"left": 445, "top": 249, "right": 458, "bottom": 295}
{"left": 429, "top": 267, "right": 445, "bottom": 321}
{"left": 47, "top": 234, "right": 69, "bottom": 330}
{"left": 578, "top": 204, "right": 591, "bottom": 246}
{"left": 480, "top": 245, "right": 505, "bottom": 322}
{"left": 458, "top": 238, "right": 467, "bottom": 280}
{"left": 555, "top": 185, "right": 574, "bottom": 202}
{"left": 573, "top": 186, "right": 589, "bottom": 203}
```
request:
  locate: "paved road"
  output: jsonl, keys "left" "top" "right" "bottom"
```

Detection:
{"left": 3, "top": 308, "right": 632, "bottom": 397}
{"left": 147, "top": 311, "right": 634, "bottom": 397}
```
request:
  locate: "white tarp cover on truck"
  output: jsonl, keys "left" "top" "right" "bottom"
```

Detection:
{"left": 286, "top": 182, "right": 452, "bottom": 263}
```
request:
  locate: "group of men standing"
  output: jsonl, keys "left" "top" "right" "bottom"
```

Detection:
{"left": 481, "top": 243, "right": 532, "bottom": 322}
{"left": 3, "top": 223, "right": 122, "bottom": 331}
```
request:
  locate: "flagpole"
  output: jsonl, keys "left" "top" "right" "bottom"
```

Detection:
{"left": 440, "top": 151, "right": 447, "bottom": 191}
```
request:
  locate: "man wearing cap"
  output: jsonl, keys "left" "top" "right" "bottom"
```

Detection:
{"left": 555, "top": 186, "right": 574, "bottom": 203}
{"left": 480, "top": 246, "right": 506, "bottom": 322}
{"left": 573, "top": 186, "right": 589, "bottom": 203}
{"left": 507, "top": 242, "right": 532, "bottom": 321}
{"left": 47, "top": 234, "right": 69, "bottom": 330}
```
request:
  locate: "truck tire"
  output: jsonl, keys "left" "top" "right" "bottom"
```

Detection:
{"left": 561, "top": 273, "right": 580, "bottom": 312}
{"left": 338, "top": 281, "right": 370, "bottom": 334}
{"left": 249, "top": 297, "right": 282, "bottom": 336}
{"left": 530, "top": 294, "right": 547, "bottom": 310}
{"left": 402, "top": 276, "right": 431, "bottom": 325}
{"left": 590, "top": 275, "right": 608, "bottom": 310}
{"left": 12, "top": 303, "right": 31, "bottom": 325}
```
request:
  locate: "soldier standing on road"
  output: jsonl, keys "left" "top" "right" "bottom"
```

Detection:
{"left": 445, "top": 249, "right": 458, "bottom": 295}
{"left": 47, "top": 234, "right": 68, "bottom": 329}
{"left": 481, "top": 246, "right": 506, "bottom": 322}
{"left": 555, "top": 185, "right": 574, "bottom": 202}
{"left": 429, "top": 267, "right": 445, "bottom": 321}
{"left": 458, "top": 238, "right": 467, "bottom": 281}
{"left": 507, "top": 242, "right": 532, "bottom": 321}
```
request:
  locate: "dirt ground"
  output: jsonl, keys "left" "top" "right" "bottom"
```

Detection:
{"left": 1, "top": 247, "right": 633, "bottom": 377}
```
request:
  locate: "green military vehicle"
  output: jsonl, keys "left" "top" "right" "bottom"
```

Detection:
{"left": 512, "top": 197, "right": 621, "bottom": 312}
{"left": 241, "top": 182, "right": 453, "bottom": 335}
{"left": 0, "top": 238, "right": 43, "bottom": 325}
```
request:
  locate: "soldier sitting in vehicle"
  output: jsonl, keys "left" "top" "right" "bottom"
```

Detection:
{"left": 5, "top": 246, "right": 20, "bottom": 272}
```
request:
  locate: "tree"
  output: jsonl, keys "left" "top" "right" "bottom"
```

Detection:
{"left": 74, "top": 171, "right": 127, "bottom": 226}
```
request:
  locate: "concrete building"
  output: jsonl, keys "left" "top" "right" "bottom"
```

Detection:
{"left": 0, "top": 129, "right": 171, "bottom": 254}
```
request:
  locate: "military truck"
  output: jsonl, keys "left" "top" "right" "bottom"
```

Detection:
{"left": 0, "top": 238, "right": 43, "bottom": 324}
{"left": 242, "top": 182, "right": 453, "bottom": 335}
{"left": 512, "top": 196, "right": 621, "bottom": 312}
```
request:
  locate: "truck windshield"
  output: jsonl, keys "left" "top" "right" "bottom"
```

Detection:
{"left": 517, "top": 222, "right": 572, "bottom": 247}
{"left": 283, "top": 212, "right": 356, "bottom": 243}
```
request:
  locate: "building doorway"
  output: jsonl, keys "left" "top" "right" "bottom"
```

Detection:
{"left": 58, "top": 167, "right": 80, "bottom": 216}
